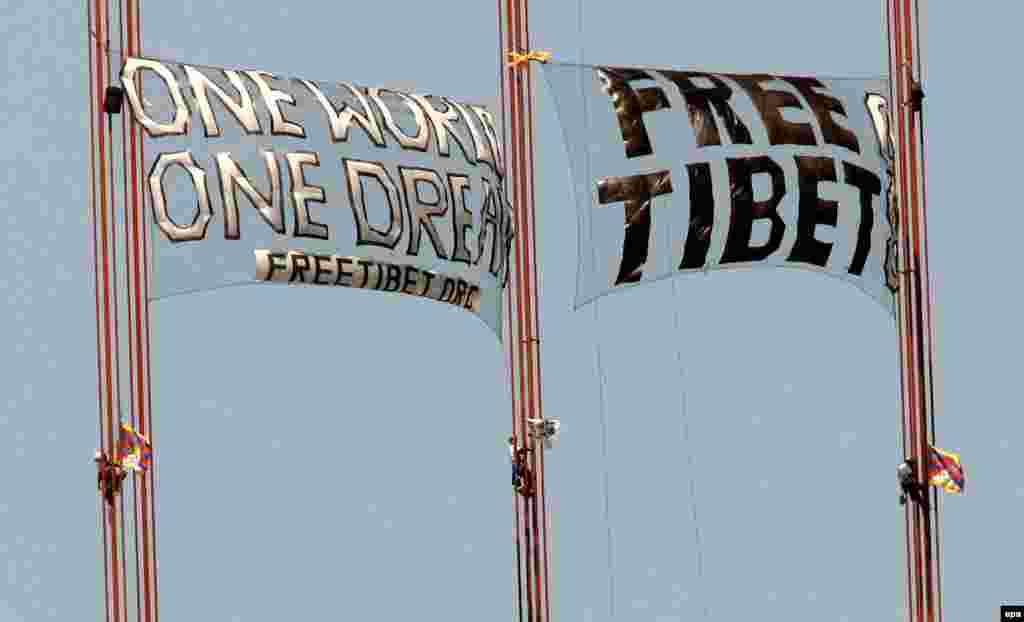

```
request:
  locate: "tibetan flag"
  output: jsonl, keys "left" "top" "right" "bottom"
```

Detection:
{"left": 118, "top": 423, "right": 153, "bottom": 473}
{"left": 927, "top": 446, "right": 964, "bottom": 494}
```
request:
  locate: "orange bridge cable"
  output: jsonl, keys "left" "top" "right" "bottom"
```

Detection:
{"left": 103, "top": 0, "right": 129, "bottom": 617}
{"left": 503, "top": 0, "right": 522, "bottom": 501}
{"left": 891, "top": 1, "right": 922, "bottom": 619}
{"left": 907, "top": 252, "right": 928, "bottom": 604}
{"left": 120, "top": 5, "right": 141, "bottom": 618}
{"left": 498, "top": 2, "right": 527, "bottom": 619}
{"left": 520, "top": 5, "right": 551, "bottom": 617}
{"left": 118, "top": 488, "right": 130, "bottom": 622}
{"left": 104, "top": 0, "right": 130, "bottom": 618}
{"left": 899, "top": 0, "right": 935, "bottom": 618}
{"left": 117, "top": 0, "right": 131, "bottom": 435}
{"left": 124, "top": 1, "right": 155, "bottom": 620}
{"left": 891, "top": 9, "right": 918, "bottom": 622}
{"left": 115, "top": 1, "right": 143, "bottom": 619}
{"left": 501, "top": 1, "right": 547, "bottom": 620}
{"left": 512, "top": 0, "right": 531, "bottom": 457}
{"left": 909, "top": 8, "right": 937, "bottom": 622}
{"left": 104, "top": 0, "right": 120, "bottom": 454}
{"left": 903, "top": 3, "right": 938, "bottom": 620}
{"left": 507, "top": 3, "right": 541, "bottom": 617}
{"left": 522, "top": 97, "right": 545, "bottom": 622}
{"left": 514, "top": 490, "right": 525, "bottom": 622}
{"left": 511, "top": 18, "right": 542, "bottom": 622}
{"left": 93, "top": 0, "right": 113, "bottom": 480}
{"left": 886, "top": 9, "right": 914, "bottom": 616}
{"left": 504, "top": 0, "right": 534, "bottom": 618}
{"left": 911, "top": 0, "right": 937, "bottom": 450}
{"left": 86, "top": 1, "right": 114, "bottom": 619}
{"left": 100, "top": 504, "right": 113, "bottom": 622}
{"left": 506, "top": 0, "right": 527, "bottom": 447}
{"left": 94, "top": 0, "right": 124, "bottom": 616}
{"left": 530, "top": 496, "right": 542, "bottom": 622}
{"left": 912, "top": 255, "right": 936, "bottom": 622}
{"left": 523, "top": 502, "right": 534, "bottom": 622}
{"left": 885, "top": 25, "right": 917, "bottom": 622}
{"left": 912, "top": 0, "right": 943, "bottom": 614}
{"left": 537, "top": 439, "right": 551, "bottom": 622}
{"left": 895, "top": 289, "right": 913, "bottom": 621}
{"left": 514, "top": 75, "right": 543, "bottom": 622}
{"left": 524, "top": 126, "right": 544, "bottom": 622}
{"left": 904, "top": 5, "right": 943, "bottom": 618}
{"left": 126, "top": 0, "right": 159, "bottom": 617}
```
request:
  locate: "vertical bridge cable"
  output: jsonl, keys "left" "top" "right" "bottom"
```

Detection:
{"left": 122, "top": 0, "right": 160, "bottom": 619}
{"left": 520, "top": 3, "right": 552, "bottom": 616}
{"left": 500, "top": 0, "right": 533, "bottom": 619}
{"left": 113, "top": 2, "right": 144, "bottom": 620}
{"left": 102, "top": 0, "right": 130, "bottom": 615}
{"left": 509, "top": 0, "right": 542, "bottom": 613}
{"left": 499, "top": 2, "right": 526, "bottom": 619}
{"left": 91, "top": 0, "right": 128, "bottom": 617}
{"left": 502, "top": 0, "right": 552, "bottom": 618}
{"left": 515, "top": 491, "right": 525, "bottom": 622}
{"left": 885, "top": 2, "right": 919, "bottom": 620}
{"left": 909, "top": 1, "right": 943, "bottom": 620}
{"left": 890, "top": 1, "right": 925, "bottom": 619}
{"left": 891, "top": 0, "right": 942, "bottom": 620}
{"left": 883, "top": 2, "right": 916, "bottom": 620}
{"left": 519, "top": 5, "right": 547, "bottom": 620}
{"left": 899, "top": 0, "right": 938, "bottom": 618}
{"left": 884, "top": 2, "right": 917, "bottom": 618}
{"left": 86, "top": 0, "right": 114, "bottom": 619}
{"left": 514, "top": 11, "right": 537, "bottom": 620}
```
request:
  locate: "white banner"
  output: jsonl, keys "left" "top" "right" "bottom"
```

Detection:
{"left": 543, "top": 62, "right": 897, "bottom": 315}
{"left": 122, "top": 57, "right": 513, "bottom": 338}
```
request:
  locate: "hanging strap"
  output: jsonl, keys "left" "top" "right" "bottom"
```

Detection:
{"left": 507, "top": 50, "right": 551, "bottom": 68}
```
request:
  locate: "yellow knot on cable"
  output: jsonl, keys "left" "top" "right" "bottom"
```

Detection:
{"left": 507, "top": 50, "right": 552, "bottom": 68}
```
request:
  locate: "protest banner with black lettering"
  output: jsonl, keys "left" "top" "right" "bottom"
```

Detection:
{"left": 121, "top": 57, "right": 513, "bottom": 338}
{"left": 543, "top": 61, "right": 897, "bottom": 314}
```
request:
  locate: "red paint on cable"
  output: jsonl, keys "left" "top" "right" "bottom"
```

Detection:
{"left": 898, "top": 1, "right": 933, "bottom": 618}
{"left": 128, "top": 3, "right": 161, "bottom": 619}
{"left": 519, "top": 4, "right": 552, "bottom": 618}
{"left": 890, "top": 2, "right": 922, "bottom": 619}
{"left": 498, "top": 3, "right": 527, "bottom": 621}
{"left": 509, "top": 0, "right": 544, "bottom": 614}
{"left": 911, "top": 0, "right": 943, "bottom": 612}
{"left": 900, "top": 1, "right": 937, "bottom": 618}
{"left": 115, "top": 2, "right": 144, "bottom": 619}
{"left": 93, "top": 0, "right": 125, "bottom": 617}
{"left": 102, "top": 0, "right": 131, "bottom": 618}
{"left": 122, "top": 3, "right": 156, "bottom": 620}
{"left": 86, "top": 2, "right": 115, "bottom": 620}
{"left": 885, "top": 2, "right": 916, "bottom": 618}
{"left": 885, "top": 5, "right": 917, "bottom": 618}
{"left": 503, "top": 0, "right": 537, "bottom": 618}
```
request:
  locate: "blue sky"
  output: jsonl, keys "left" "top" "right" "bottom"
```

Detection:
{"left": 1, "top": 1, "right": 1021, "bottom": 621}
